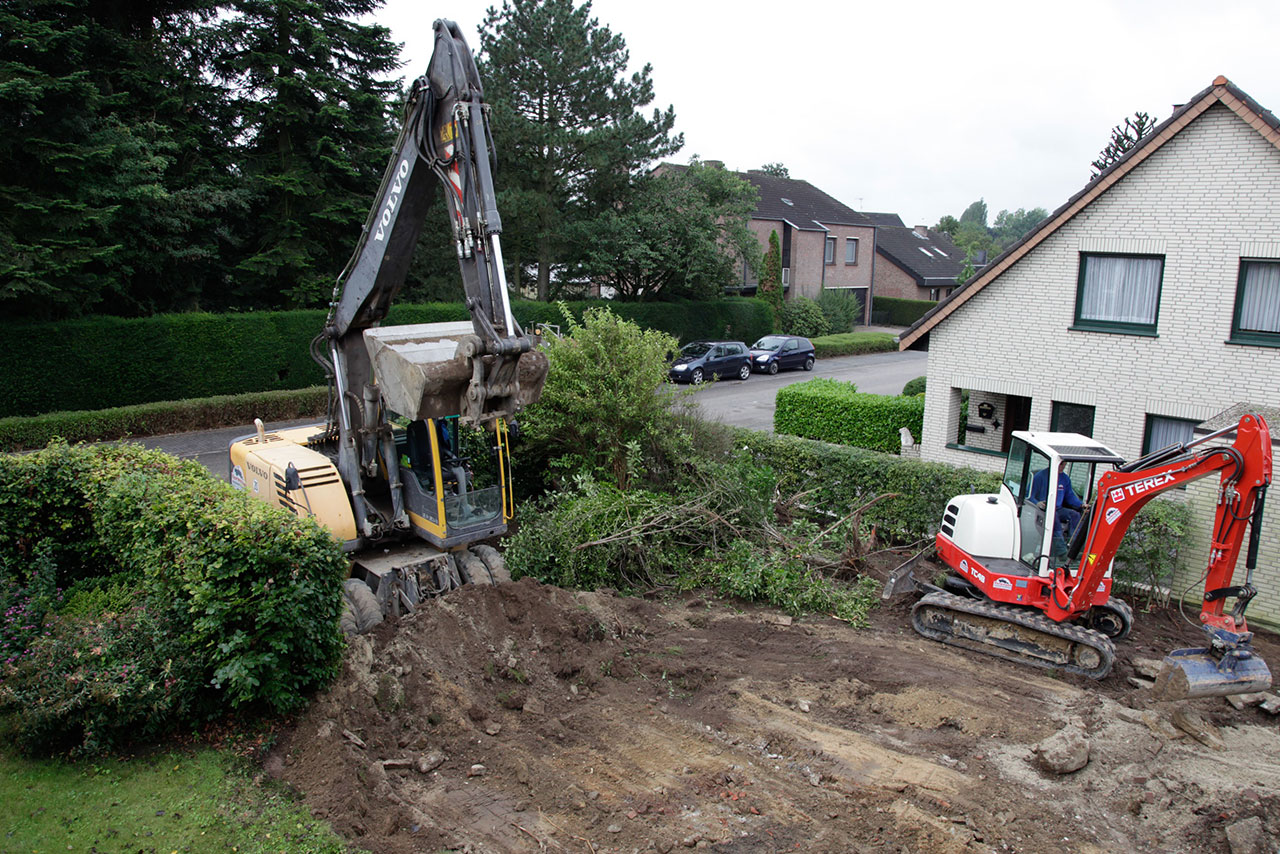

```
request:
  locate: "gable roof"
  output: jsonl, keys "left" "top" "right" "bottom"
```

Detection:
{"left": 737, "top": 170, "right": 875, "bottom": 229}
{"left": 865, "top": 212, "right": 906, "bottom": 227}
{"left": 898, "top": 76, "right": 1280, "bottom": 350}
{"left": 875, "top": 226, "right": 967, "bottom": 284}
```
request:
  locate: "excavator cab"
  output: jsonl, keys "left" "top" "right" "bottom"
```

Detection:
{"left": 1003, "top": 436, "right": 1112, "bottom": 577}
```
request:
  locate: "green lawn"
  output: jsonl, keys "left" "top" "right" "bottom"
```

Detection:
{"left": 0, "top": 748, "right": 348, "bottom": 853}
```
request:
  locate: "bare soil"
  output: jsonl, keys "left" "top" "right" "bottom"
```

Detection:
{"left": 268, "top": 557, "right": 1280, "bottom": 854}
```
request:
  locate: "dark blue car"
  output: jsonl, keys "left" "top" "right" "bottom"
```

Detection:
{"left": 749, "top": 335, "right": 816, "bottom": 374}
{"left": 668, "top": 340, "right": 751, "bottom": 384}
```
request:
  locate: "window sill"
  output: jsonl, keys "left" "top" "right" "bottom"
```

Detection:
{"left": 1068, "top": 324, "right": 1158, "bottom": 338}
{"left": 1226, "top": 335, "right": 1280, "bottom": 349}
{"left": 844, "top": 261, "right": 858, "bottom": 266}
{"left": 945, "top": 442, "right": 1007, "bottom": 458}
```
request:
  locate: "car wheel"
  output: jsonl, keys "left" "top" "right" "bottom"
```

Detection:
{"left": 767, "top": 361, "right": 779, "bottom": 375}
{"left": 691, "top": 367, "right": 704, "bottom": 385}
{"left": 803, "top": 356, "right": 815, "bottom": 371}
{"left": 737, "top": 363, "right": 750, "bottom": 381}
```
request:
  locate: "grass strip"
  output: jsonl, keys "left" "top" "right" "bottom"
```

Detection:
{"left": 0, "top": 747, "right": 346, "bottom": 853}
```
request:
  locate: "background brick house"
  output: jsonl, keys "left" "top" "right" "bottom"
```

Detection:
{"left": 873, "top": 225, "right": 968, "bottom": 301}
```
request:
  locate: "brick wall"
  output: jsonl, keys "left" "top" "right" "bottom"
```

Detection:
{"left": 917, "top": 103, "right": 1280, "bottom": 627}
{"left": 876, "top": 256, "right": 925, "bottom": 300}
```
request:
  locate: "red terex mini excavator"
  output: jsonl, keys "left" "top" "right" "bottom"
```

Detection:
{"left": 885, "top": 413, "right": 1272, "bottom": 700}
{"left": 228, "top": 20, "right": 548, "bottom": 633}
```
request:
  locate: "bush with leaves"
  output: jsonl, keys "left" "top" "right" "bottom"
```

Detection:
{"left": 902, "top": 376, "right": 926, "bottom": 396}
{"left": 775, "top": 379, "right": 924, "bottom": 454}
{"left": 518, "top": 306, "right": 689, "bottom": 491}
{"left": 779, "top": 297, "right": 829, "bottom": 338}
{"left": 0, "top": 442, "right": 347, "bottom": 755}
{"left": 504, "top": 453, "right": 881, "bottom": 625}
{"left": 1112, "top": 498, "right": 1192, "bottom": 608}
{"left": 810, "top": 332, "right": 897, "bottom": 358}
{"left": 817, "top": 290, "right": 862, "bottom": 334}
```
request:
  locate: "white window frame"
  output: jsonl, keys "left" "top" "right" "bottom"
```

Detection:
{"left": 844, "top": 238, "right": 858, "bottom": 265}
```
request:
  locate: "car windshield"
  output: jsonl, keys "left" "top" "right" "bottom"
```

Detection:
{"left": 751, "top": 336, "right": 787, "bottom": 352}
{"left": 680, "top": 342, "right": 712, "bottom": 357}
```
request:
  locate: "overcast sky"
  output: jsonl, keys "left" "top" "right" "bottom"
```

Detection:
{"left": 372, "top": 0, "right": 1280, "bottom": 227}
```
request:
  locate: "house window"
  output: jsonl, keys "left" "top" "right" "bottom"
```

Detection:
{"left": 824, "top": 236, "right": 836, "bottom": 265}
{"left": 844, "top": 238, "right": 858, "bottom": 265}
{"left": 1051, "top": 401, "right": 1095, "bottom": 437}
{"left": 1074, "top": 253, "right": 1164, "bottom": 335}
{"left": 781, "top": 267, "right": 790, "bottom": 290}
{"left": 1143, "top": 414, "right": 1196, "bottom": 454}
{"left": 1231, "top": 259, "right": 1280, "bottom": 346}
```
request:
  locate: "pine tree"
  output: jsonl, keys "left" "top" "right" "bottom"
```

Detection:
{"left": 212, "top": 0, "right": 400, "bottom": 308}
{"left": 759, "top": 230, "right": 783, "bottom": 323}
{"left": 479, "top": 0, "right": 681, "bottom": 300}
{"left": 0, "top": 0, "right": 237, "bottom": 318}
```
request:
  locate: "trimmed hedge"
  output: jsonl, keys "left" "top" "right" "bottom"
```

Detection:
{"left": 774, "top": 378, "right": 924, "bottom": 453}
{"left": 1, "top": 299, "right": 771, "bottom": 418}
{"left": 810, "top": 332, "right": 898, "bottom": 358}
{"left": 731, "top": 426, "right": 1001, "bottom": 544}
{"left": 0, "top": 387, "right": 328, "bottom": 452}
{"left": 871, "top": 296, "right": 935, "bottom": 326}
{"left": 0, "top": 442, "right": 347, "bottom": 755}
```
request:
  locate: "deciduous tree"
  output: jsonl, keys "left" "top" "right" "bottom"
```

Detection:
{"left": 1090, "top": 111, "right": 1158, "bottom": 180}
{"left": 479, "top": 0, "right": 681, "bottom": 300}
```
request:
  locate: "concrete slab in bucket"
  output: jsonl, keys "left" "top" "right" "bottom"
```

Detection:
{"left": 364, "top": 322, "right": 475, "bottom": 420}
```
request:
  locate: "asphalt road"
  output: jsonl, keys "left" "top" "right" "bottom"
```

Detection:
{"left": 141, "top": 348, "right": 928, "bottom": 479}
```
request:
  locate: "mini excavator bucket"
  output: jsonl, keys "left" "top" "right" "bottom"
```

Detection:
{"left": 364, "top": 322, "right": 548, "bottom": 425}
{"left": 1151, "top": 645, "right": 1272, "bottom": 701}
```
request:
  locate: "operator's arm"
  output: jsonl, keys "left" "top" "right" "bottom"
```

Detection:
{"left": 1060, "top": 480, "right": 1084, "bottom": 511}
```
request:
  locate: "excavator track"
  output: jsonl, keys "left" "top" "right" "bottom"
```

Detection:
{"left": 911, "top": 590, "right": 1116, "bottom": 679}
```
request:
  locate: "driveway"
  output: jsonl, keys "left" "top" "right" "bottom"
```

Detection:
{"left": 142, "top": 348, "right": 928, "bottom": 479}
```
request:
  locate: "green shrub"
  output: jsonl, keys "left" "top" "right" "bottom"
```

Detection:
{"left": 1113, "top": 499, "right": 1192, "bottom": 608}
{"left": 0, "top": 442, "right": 347, "bottom": 755}
{"left": 817, "top": 290, "right": 862, "bottom": 334}
{"left": 902, "top": 376, "right": 926, "bottom": 396}
{"left": 730, "top": 427, "right": 1001, "bottom": 544}
{"left": 810, "top": 332, "right": 897, "bottom": 358}
{"left": 779, "top": 297, "right": 829, "bottom": 338}
{"left": 1, "top": 300, "right": 771, "bottom": 418}
{"left": 871, "top": 296, "right": 935, "bottom": 326}
{"left": 775, "top": 379, "right": 924, "bottom": 453}
{"left": 519, "top": 307, "right": 685, "bottom": 491}
{"left": 0, "top": 387, "right": 328, "bottom": 452}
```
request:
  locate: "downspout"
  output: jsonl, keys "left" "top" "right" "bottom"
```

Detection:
{"left": 868, "top": 227, "right": 877, "bottom": 325}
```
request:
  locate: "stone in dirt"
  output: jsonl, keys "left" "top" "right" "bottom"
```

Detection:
{"left": 1172, "top": 707, "right": 1225, "bottom": 750}
{"left": 1259, "top": 694, "right": 1280, "bottom": 714}
{"left": 1132, "top": 658, "right": 1165, "bottom": 679}
{"left": 1033, "top": 726, "right": 1090, "bottom": 774}
{"left": 1224, "top": 815, "right": 1267, "bottom": 854}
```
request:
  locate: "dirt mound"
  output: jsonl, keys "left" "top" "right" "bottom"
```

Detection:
{"left": 269, "top": 575, "right": 1280, "bottom": 853}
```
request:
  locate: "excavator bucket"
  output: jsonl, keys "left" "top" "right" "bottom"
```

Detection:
{"left": 364, "top": 322, "right": 548, "bottom": 424}
{"left": 1150, "top": 646, "right": 1272, "bottom": 700}
{"left": 881, "top": 546, "right": 933, "bottom": 601}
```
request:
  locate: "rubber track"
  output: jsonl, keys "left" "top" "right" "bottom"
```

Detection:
{"left": 911, "top": 590, "right": 1116, "bottom": 679}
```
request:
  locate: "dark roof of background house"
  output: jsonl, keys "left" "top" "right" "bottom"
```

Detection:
{"left": 865, "top": 212, "right": 906, "bottom": 227}
{"left": 739, "top": 170, "right": 874, "bottom": 228}
{"left": 875, "top": 226, "right": 966, "bottom": 284}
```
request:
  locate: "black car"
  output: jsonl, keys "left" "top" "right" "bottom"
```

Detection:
{"left": 668, "top": 340, "right": 751, "bottom": 384}
{"left": 749, "top": 335, "right": 816, "bottom": 374}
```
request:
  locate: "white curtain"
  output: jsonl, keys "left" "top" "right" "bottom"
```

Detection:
{"left": 1148, "top": 416, "right": 1193, "bottom": 451}
{"left": 1080, "top": 255, "right": 1162, "bottom": 324}
{"left": 1239, "top": 261, "right": 1280, "bottom": 333}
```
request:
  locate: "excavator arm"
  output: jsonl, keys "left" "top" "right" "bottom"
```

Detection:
{"left": 311, "top": 18, "right": 547, "bottom": 542}
{"left": 1053, "top": 414, "right": 1272, "bottom": 697}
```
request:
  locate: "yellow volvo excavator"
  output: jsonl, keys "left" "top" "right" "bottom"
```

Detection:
{"left": 229, "top": 20, "right": 547, "bottom": 632}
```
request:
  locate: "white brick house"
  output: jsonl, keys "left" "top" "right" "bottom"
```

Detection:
{"left": 899, "top": 77, "right": 1280, "bottom": 628}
